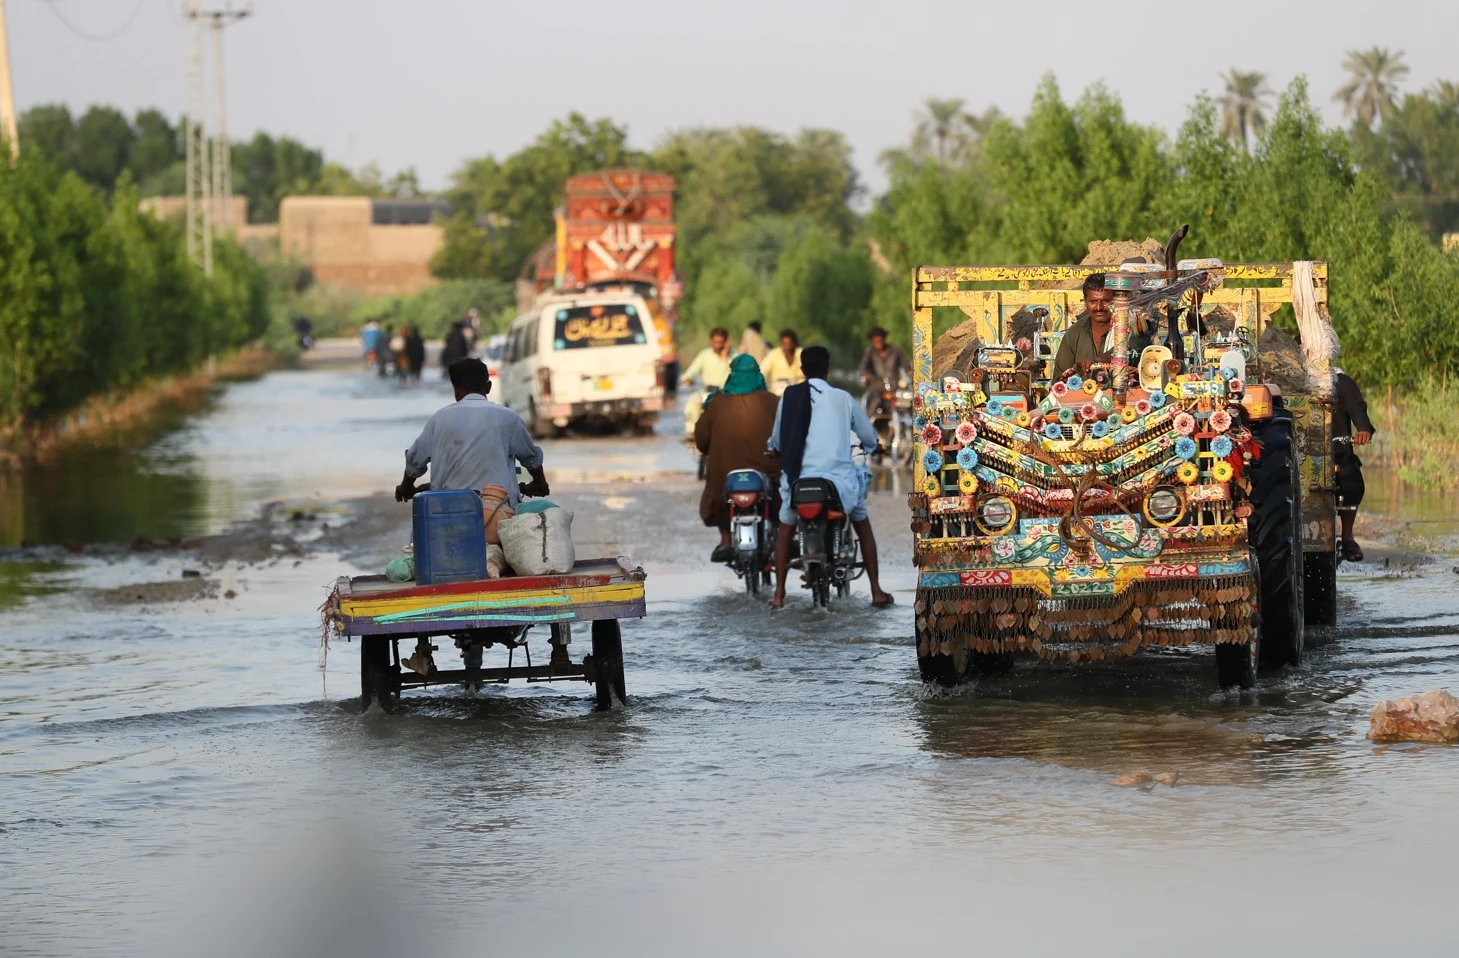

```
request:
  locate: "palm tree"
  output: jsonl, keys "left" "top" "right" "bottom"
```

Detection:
{"left": 911, "top": 97, "right": 975, "bottom": 166}
{"left": 1217, "top": 69, "right": 1272, "bottom": 151}
{"left": 1334, "top": 47, "right": 1410, "bottom": 128}
{"left": 1432, "top": 80, "right": 1459, "bottom": 112}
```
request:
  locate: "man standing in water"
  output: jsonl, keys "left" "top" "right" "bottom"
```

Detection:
{"left": 1334, "top": 368, "right": 1375, "bottom": 562}
{"left": 768, "top": 346, "right": 892, "bottom": 609}
{"left": 396, "top": 359, "right": 549, "bottom": 507}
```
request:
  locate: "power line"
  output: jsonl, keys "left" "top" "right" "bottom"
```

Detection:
{"left": 35, "top": 0, "right": 147, "bottom": 44}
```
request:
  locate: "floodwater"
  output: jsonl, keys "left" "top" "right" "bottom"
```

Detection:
{"left": 2, "top": 351, "right": 1458, "bottom": 957}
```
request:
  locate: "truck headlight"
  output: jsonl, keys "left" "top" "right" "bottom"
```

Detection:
{"left": 1144, "top": 486, "right": 1185, "bottom": 526}
{"left": 976, "top": 495, "right": 1017, "bottom": 535}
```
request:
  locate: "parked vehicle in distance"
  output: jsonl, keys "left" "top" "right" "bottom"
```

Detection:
{"left": 497, "top": 289, "right": 667, "bottom": 437}
{"left": 483, "top": 333, "right": 507, "bottom": 381}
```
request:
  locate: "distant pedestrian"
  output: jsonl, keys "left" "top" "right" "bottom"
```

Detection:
{"left": 390, "top": 327, "right": 408, "bottom": 381}
{"left": 379, "top": 325, "right": 396, "bottom": 378}
{"left": 404, "top": 326, "right": 426, "bottom": 384}
{"left": 1334, "top": 368, "right": 1375, "bottom": 562}
{"left": 441, "top": 321, "right": 470, "bottom": 374}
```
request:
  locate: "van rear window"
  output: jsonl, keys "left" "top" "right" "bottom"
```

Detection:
{"left": 553, "top": 305, "right": 647, "bottom": 350}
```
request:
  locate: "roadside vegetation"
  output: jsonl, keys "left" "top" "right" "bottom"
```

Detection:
{"left": 10, "top": 48, "right": 1459, "bottom": 486}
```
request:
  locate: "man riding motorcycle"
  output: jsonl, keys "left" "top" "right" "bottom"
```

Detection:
{"left": 695, "top": 354, "right": 782, "bottom": 563}
{"left": 859, "top": 327, "right": 912, "bottom": 416}
{"left": 767, "top": 346, "right": 893, "bottom": 609}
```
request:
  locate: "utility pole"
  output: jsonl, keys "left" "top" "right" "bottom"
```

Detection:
{"left": 183, "top": 2, "right": 251, "bottom": 274}
{"left": 0, "top": 0, "right": 20, "bottom": 163}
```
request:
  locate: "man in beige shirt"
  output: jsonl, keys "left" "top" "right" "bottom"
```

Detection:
{"left": 759, "top": 329, "right": 805, "bottom": 396}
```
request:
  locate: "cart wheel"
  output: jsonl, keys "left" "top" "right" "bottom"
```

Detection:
{"left": 360, "top": 637, "right": 399, "bottom": 713}
{"left": 591, "top": 620, "right": 627, "bottom": 710}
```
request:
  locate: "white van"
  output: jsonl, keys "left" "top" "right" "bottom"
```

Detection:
{"left": 497, "top": 289, "right": 667, "bottom": 436}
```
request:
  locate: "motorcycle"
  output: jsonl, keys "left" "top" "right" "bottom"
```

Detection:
{"left": 787, "top": 447, "right": 870, "bottom": 608}
{"left": 867, "top": 378, "right": 914, "bottom": 468}
{"left": 724, "top": 469, "right": 776, "bottom": 596}
{"left": 683, "top": 386, "right": 718, "bottom": 480}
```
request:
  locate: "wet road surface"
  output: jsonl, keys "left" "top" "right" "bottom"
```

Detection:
{"left": 2, "top": 361, "right": 1458, "bottom": 957}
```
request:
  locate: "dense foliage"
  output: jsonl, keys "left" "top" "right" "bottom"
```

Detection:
{"left": 0, "top": 151, "right": 270, "bottom": 430}
{"left": 868, "top": 76, "right": 1459, "bottom": 389}
{"left": 18, "top": 104, "right": 421, "bottom": 223}
{"left": 434, "top": 117, "right": 875, "bottom": 357}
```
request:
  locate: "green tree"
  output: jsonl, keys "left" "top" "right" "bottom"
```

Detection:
{"left": 434, "top": 113, "right": 640, "bottom": 281}
{"left": 17, "top": 104, "right": 76, "bottom": 166}
{"left": 1217, "top": 69, "right": 1272, "bottom": 151}
{"left": 1335, "top": 47, "right": 1409, "bottom": 128}
{"left": 129, "top": 109, "right": 181, "bottom": 184}
{"left": 1349, "top": 85, "right": 1459, "bottom": 239}
{"left": 72, "top": 105, "right": 136, "bottom": 190}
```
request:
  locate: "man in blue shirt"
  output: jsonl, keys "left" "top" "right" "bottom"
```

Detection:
{"left": 767, "top": 346, "right": 892, "bottom": 609}
{"left": 396, "top": 359, "right": 549, "bottom": 504}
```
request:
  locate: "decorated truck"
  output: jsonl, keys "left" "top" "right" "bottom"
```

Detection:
{"left": 502, "top": 170, "right": 682, "bottom": 435}
{"left": 908, "top": 228, "right": 1339, "bottom": 689}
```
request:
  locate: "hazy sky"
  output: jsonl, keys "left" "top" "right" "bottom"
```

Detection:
{"left": 11, "top": 0, "right": 1459, "bottom": 195}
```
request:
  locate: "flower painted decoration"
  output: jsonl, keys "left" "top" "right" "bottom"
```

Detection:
{"left": 1174, "top": 411, "right": 1196, "bottom": 435}
{"left": 1175, "top": 436, "right": 1199, "bottom": 460}
{"left": 1058, "top": 406, "right": 1076, "bottom": 424}
{"left": 985, "top": 398, "right": 1004, "bottom": 417}
{"left": 1081, "top": 379, "right": 1100, "bottom": 396}
{"left": 1051, "top": 381, "right": 1069, "bottom": 398}
{"left": 921, "top": 423, "right": 943, "bottom": 446}
{"left": 955, "top": 421, "right": 977, "bottom": 445}
{"left": 1176, "top": 461, "right": 1200, "bottom": 484}
{"left": 1044, "top": 422, "right": 1064, "bottom": 440}
{"left": 1014, "top": 411, "right": 1031, "bottom": 427}
{"left": 958, "top": 472, "right": 979, "bottom": 494}
{"left": 956, "top": 447, "right": 979, "bottom": 471}
{"left": 1211, "top": 461, "right": 1235, "bottom": 482}
{"left": 1210, "top": 435, "right": 1233, "bottom": 458}
{"left": 1066, "top": 375, "right": 1084, "bottom": 391}
{"left": 1089, "top": 420, "right": 1110, "bottom": 439}
{"left": 1208, "top": 409, "right": 1232, "bottom": 433}
{"left": 922, "top": 476, "right": 940, "bottom": 496}
{"left": 1079, "top": 403, "right": 1099, "bottom": 422}
{"left": 1001, "top": 405, "right": 1019, "bottom": 421}
{"left": 1015, "top": 337, "right": 1033, "bottom": 353}
{"left": 1118, "top": 406, "right": 1137, "bottom": 423}
{"left": 1148, "top": 390, "right": 1167, "bottom": 408}
{"left": 1134, "top": 399, "right": 1152, "bottom": 417}
{"left": 922, "top": 449, "right": 945, "bottom": 474}
{"left": 1227, "top": 378, "right": 1244, "bottom": 394}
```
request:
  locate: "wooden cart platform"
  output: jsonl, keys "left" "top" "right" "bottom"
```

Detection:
{"left": 324, "top": 557, "right": 647, "bottom": 711}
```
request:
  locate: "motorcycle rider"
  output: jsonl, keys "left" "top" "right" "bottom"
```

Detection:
{"left": 759, "top": 329, "right": 805, "bottom": 396}
{"left": 694, "top": 354, "right": 781, "bottom": 563}
{"left": 859, "top": 326, "right": 912, "bottom": 415}
{"left": 767, "top": 346, "right": 893, "bottom": 609}
{"left": 681, "top": 327, "right": 734, "bottom": 391}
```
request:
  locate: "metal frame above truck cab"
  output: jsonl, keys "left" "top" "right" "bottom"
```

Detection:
{"left": 909, "top": 260, "right": 1335, "bottom": 567}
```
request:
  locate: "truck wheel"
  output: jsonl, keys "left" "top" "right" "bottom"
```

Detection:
{"left": 968, "top": 651, "right": 1016, "bottom": 676}
{"left": 1304, "top": 549, "right": 1338, "bottom": 626}
{"left": 916, "top": 614, "right": 962, "bottom": 687}
{"left": 360, "top": 637, "right": 399, "bottom": 713}
{"left": 591, "top": 620, "right": 627, "bottom": 710}
{"left": 1215, "top": 635, "right": 1258, "bottom": 689}
{"left": 1251, "top": 412, "right": 1305, "bottom": 668}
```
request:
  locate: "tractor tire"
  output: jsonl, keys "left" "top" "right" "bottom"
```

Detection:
{"left": 1304, "top": 548, "right": 1338, "bottom": 626}
{"left": 1250, "top": 411, "right": 1305, "bottom": 669}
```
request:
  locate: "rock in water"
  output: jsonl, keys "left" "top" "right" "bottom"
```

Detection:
{"left": 1368, "top": 690, "right": 1459, "bottom": 744}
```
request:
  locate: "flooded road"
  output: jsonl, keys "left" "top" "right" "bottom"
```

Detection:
{"left": 2, "top": 360, "right": 1458, "bottom": 957}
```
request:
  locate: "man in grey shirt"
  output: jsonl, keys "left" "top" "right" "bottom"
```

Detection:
{"left": 395, "top": 358, "right": 549, "bottom": 504}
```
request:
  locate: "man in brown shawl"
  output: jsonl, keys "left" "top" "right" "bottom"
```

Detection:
{"left": 694, "top": 353, "right": 781, "bottom": 562}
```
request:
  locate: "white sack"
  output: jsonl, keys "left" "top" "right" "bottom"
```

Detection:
{"left": 1292, "top": 260, "right": 1339, "bottom": 399}
{"left": 486, "top": 544, "right": 507, "bottom": 579}
{"left": 498, "top": 509, "right": 576, "bottom": 576}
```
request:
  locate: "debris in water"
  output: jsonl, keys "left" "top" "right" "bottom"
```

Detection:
{"left": 181, "top": 569, "right": 202, "bottom": 578}
{"left": 1113, "top": 769, "right": 1153, "bottom": 786}
{"left": 1369, "top": 690, "right": 1459, "bottom": 744}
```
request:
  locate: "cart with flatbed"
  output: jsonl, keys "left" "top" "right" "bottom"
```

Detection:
{"left": 323, "top": 557, "right": 647, "bottom": 711}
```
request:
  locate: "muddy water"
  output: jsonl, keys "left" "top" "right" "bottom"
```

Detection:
{"left": 2, "top": 366, "right": 1458, "bottom": 957}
